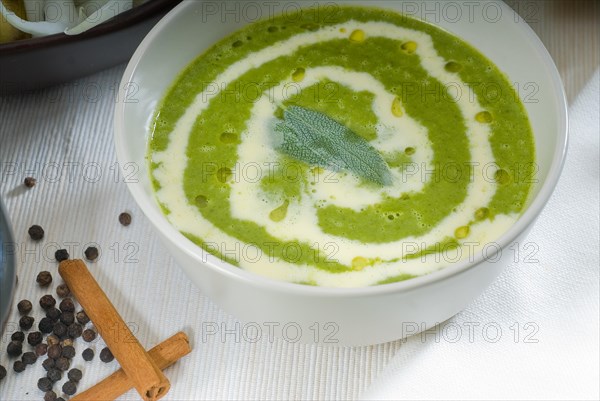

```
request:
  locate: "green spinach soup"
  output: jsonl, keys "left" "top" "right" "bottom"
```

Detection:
{"left": 149, "top": 6, "right": 535, "bottom": 287}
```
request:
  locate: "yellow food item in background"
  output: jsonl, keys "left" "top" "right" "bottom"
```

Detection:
{"left": 1, "top": 0, "right": 30, "bottom": 43}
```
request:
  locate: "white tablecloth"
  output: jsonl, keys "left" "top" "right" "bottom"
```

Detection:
{"left": 1, "top": 16, "right": 598, "bottom": 401}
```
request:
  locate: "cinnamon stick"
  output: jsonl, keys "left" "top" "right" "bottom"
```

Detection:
{"left": 72, "top": 332, "right": 191, "bottom": 401}
{"left": 59, "top": 259, "right": 170, "bottom": 401}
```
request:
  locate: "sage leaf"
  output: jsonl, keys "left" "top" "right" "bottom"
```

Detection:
{"left": 274, "top": 106, "right": 393, "bottom": 186}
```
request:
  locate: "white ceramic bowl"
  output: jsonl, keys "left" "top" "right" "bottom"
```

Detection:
{"left": 115, "top": 0, "right": 567, "bottom": 345}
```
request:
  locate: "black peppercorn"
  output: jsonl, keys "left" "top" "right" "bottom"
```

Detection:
{"left": 67, "top": 368, "right": 82, "bottom": 382}
{"left": 56, "top": 284, "right": 70, "bottom": 298}
{"left": 99, "top": 347, "right": 114, "bottom": 363}
{"left": 13, "top": 360, "right": 26, "bottom": 373}
{"left": 46, "top": 334, "right": 60, "bottom": 346}
{"left": 55, "top": 249, "right": 69, "bottom": 262}
{"left": 54, "top": 357, "right": 70, "bottom": 371}
{"left": 11, "top": 331, "right": 25, "bottom": 342}
{"left": 46, "top": 307, "right": 61, "bottom": 321}
{"left": 40, "top": 294, "right": 57, "bottom": 310}
{"left": 42, "top": 358, "right": 55, "bottom": 371}
{"left": 67, "top": 323, "right": 83, "bottom": 339}
{"left": 47, "top": 368, "right": 62, "bottom": 383}
{"left": 22, "top": 351, "right": 37, "bottom": 365}
{"left": 7, "top": 340, "right": 23, "bottom": 357}
{"left": 82, "top": 348, "right": 94, "bottom": 361}
{"left": 47, "top": 344, "right": 62, "bottom": 360}
{"left": 53, "top": 322, "right": 67, "bottom": 338}
{"left": 62, "top": 380, "right": 77, "bottom": 396}
{"left": 36, "top": 271, "right": 53, "bottom": 287}
{"left": 24, "top": 177, "right": 36, "bottom": 188}
{"left": 27, "top": 331, "right": 43, "bottom": 346}
{"left": 38, "top": 377, "right": 53, "bottom": 392}
{"left": 35, "top": 343, "right": 48, "bottom": 356}
{"left": 59, "top": 298, "right": 75, "bottom": 313}
{"left": 60, "top": 312, "right": 74, "bottom": 326}
{"left": 0, "top": 365, "right": 6, "bottom": 380}
{"left": 61, "top": 338, "right": 73, "bottom": 347}
{"left": 39, "top": 317, "right": 54, "bottom": 334}
{"left": 76, "top": 310, "right": 89, "bottom": 325}
{"left": 28, "top": 225, "right": 44, "bottom": 241}
{"left": 119, "top": 212, "right": 132, "bottom": 226}
{"left": 61, "top": 345, "right": 76, "bottom": 359}
{"left": 84, "top": 246, "right": 99, "bottom": 261}
{"left": 17, "top": 299, "right": 32, "bottom": 315}
{"left": 19, "top": 315, "right": 34, "bottom": 330}
{"left": 82, "top": 328, "right": 96, "bottom": 342}
{"left": 56, "top": 398, "right": 65, "bottom": 401}
{"left": 44, "top": 391, "right": 57, "bottom": 401}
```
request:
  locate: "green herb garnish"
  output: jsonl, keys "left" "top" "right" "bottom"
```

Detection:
{"left": 274, "top": 106, "right": 392, "bottom": 186}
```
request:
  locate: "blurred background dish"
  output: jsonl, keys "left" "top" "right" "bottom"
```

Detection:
{"left": 0, "top": 0, "right": 181, "bottom": 95}
{"left": 0, "top": 197, "right": 16, "bottom": 331}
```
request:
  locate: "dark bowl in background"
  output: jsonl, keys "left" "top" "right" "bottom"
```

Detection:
{"left": 0, "top": 198, "right": 16, "bottom": 331}
{"left": 0, "top": 0, "right": 181, "bottom": 95}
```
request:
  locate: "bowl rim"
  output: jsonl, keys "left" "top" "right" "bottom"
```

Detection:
{"left": 115, "top": 0, "right": 568, "bottom": 297}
